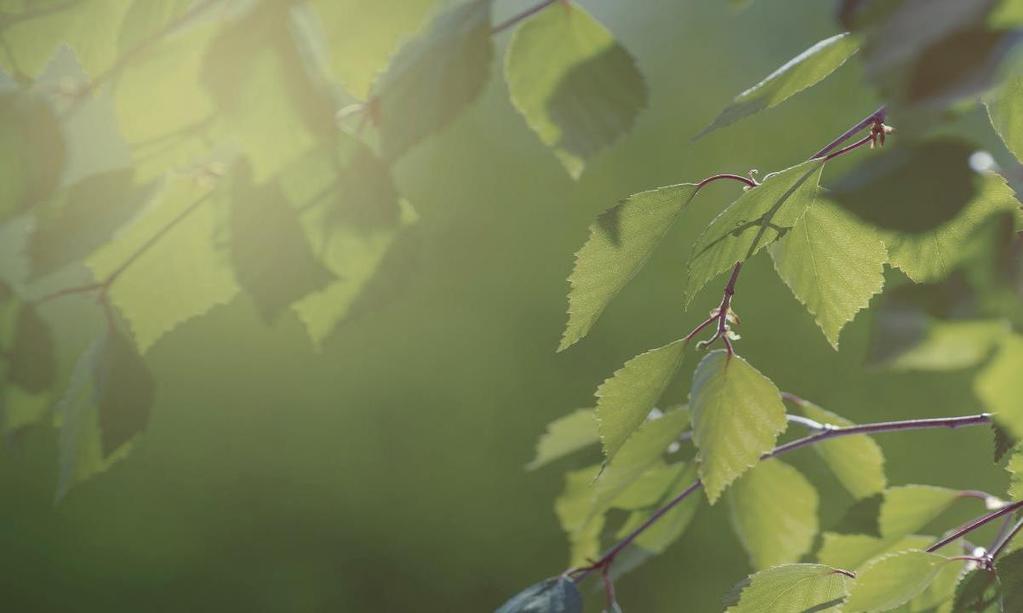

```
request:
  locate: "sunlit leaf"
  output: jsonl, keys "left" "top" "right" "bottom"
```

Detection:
{"left": 817, "top": 533, "right": 933, "bottom": 571}
{"left": 0, "top": 91, "right": 64, "bottom": 223}
{"left": 697, "top": 32, "right": 859, "bottom": 138}
{"left": 594, "top": 408, "right": 690, "bottom": 507}
{"left": 368, "top": 0, "right": 493, "bottom": 160}
{"left": 976, "top": 334, "right": 1023, "bottom": 438}
{"left": 87, "top": 176, "right": 239, "bottom": 352}
{"left": 116, "top": 0, "right": 194, "bottom": 54}
{"left": 561, "top": 183, "right": 699, "bottom": 351}
{"left": 505, "top": 1, "right": 647, "bottom": 178}
{"left": 1006, "top": 450, "right": 1023, "bottom": 499}
{"left": 723, "top": 564, "right": 852, "bottom": 613}
{"left": 614, "top": 463, "right": 700, "bottom": 555}
{"left": 594, "top": 340, "right": 686, "bottom": 461}
{"left": 496, "top": 576, "right": 583, "bottom": 613}
{"left": 684, "top": 160, "right": 824, "bottom": 307}
{"left": 988, "top": 72, "right": 1023, "bottom": 165}
{"left": 797, "top": 402, "right": 886, "bottom": 499}
{"left": 769, "top": 199, "right": 888, "bottom": 349}
{"left": 844, "top": 550, "right": 950, "bottom": 612}
{"left": 554, "top": 465, "right": 605, "bottom": 565}
{"left": 689, "top": 350, "right": 787, "bottom": 503}
{"left": 727, "top": 459, "right": 819, "bottom": 569}
{"left": 880, "top": 484, "right": 963, "bottom": 538}
{"left": 528, "top": 409, "right": 599, "bottom": 470}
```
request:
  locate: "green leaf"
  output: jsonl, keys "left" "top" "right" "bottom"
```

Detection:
{"left": 689, "top": 350, "right": 787, "bottom": 503}
{"left": 528, "top": 409, "right": 599, "bottom": 470}
{"left": 696, "top": 33, "right": 859, "bottom": 138}
{"left": 201, "top": 2, "right": 337, "bottom": 181}
{"left": 308, "top": 0, "right": 436, "bottom": 98}
{"left": 614, "top": 463, "right": 700, "bottom": 554}
{"left": 727, "top": 459, "right": 819, "bottom": 569}
{"left": 86, "top": 177, "right": 239, "bottom": 353}
{"left": 769, "top": 200, "right": 888, "bottom": 349}
{"left": 116, "top": 0, "right": 194, "bottom": 53}
{"left": 560, "top": 183, "right": 699, "bottom": 350}
{"left": 831, "top": 140, "right": 978, "bottom": 234}
{"left": 0, "top": 91, "right": 64, "bottom": 223}
{"left": 228, "top": 163, "right": 336, "bottom": 322}
{"left": 496, "top": 576, "right": 583, "bottom": 613}
{"left": 904, "top": 540, "right": 966, "bottom": 611}
{"left": 28, "top": 169, "right": 155, "bottom": 278}
{"left": 832, "top": 495, "right": 883, "bottom": 537}
{"left": 94, "top": 327, "right": 155, "bottom": 456}
{"left": 988, "top": 72, "right": 1023, "bottom": 165}
{"left": 594, "top": 340, "right": 686, "bottom": 461}
{"left": 504, "top": 1, "right": 647, "bottom": 178}
{"left": 817, "top": 533, "right": 933, "bottom": 571}
{"left": 880, "top": 485, "right": 964, "bottom": 538}
{"left": 797, "top": 402, "right": 886, "bottom": 499}
{"left": 953, "top": 569, "right": 1003, "bottom": 613}
{"left": 870, "top": 316, "right": 1009, "bottom": 372}
{"left": 554, "top": 465, "right": 605, "bottom": 565}
{"left": 1007, "top": 450, "right": 1023, "bottom": 499}
{"left": 884, "top": 174, "right": 1022, "bottom": 283}
{"left": 844, "top": 550, "right": 950, "bottom": 612}
{"left": 998, "top": 548, "right": 1023, "bottom": 613}
{"left": 976, "top": 334, "right": 1023, "bottom": 438}
{"left": 6, "top": 303, "right": 57, "bottom": 394}
{"left": 368, "top": 0, "right": 493, "bottom": 160}
{"left": 723, "top": 564, "right": 852, "bottom": 613}
{"left": 994, "top": 423, "right": 1015, "bottom": 464}
{"left": 594, "top": 408, "right": 691, "bottom": 506}
{"left": 684, "top": 160, "right": 824, "bottom": 307}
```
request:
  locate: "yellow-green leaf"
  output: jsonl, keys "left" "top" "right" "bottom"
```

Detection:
{"left": 844, "top": 550, "right": 950, "bottom": 612}
{"left": 797, "top": 401, "right": 886, "bottom": 499}
{"left": 527, "top": 409, "right": 599, "bottom": 470}
{"left": 976, "top": 334, "right": 1023, "bottom": 438}
{"left": 724, "top": 564, "right": 852, "bottom": 613}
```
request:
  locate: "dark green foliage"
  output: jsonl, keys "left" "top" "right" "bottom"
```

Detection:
{"left": 94, "top": 327, "right": 155, "bottom": 457}
{"left": 0, "top": 91, "right": 64, "bottom": 224}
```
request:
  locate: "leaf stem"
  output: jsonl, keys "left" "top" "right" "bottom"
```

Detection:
{"left": 570, "top": 411, "right": 994, "bottom": 582}
{"left": 491, "top": 0, "right": 560, "bottom": 34}
{"left": 810, "top": 105, "right": 887, "bottom": 159}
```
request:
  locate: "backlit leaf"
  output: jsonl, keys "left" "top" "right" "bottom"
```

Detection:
{"left": 697, "top": 32, "right": 859, "bottom": 138}
{"left": 0, "top": 91, "right": 64, "bottom": 223}
{"left": 797, "top": 402, "right": 886, "bottom": 499}
{"left": 561, "top": 183, "right": 699, "bottom": 350}
{"left": 727, "top": 459, "right": 819, "bottom": 569}
{"left": 844, "top": 550, "right": 950, "bottom": 612}
{"left": 723, "top": 564, "right": 852, "bottom": 613}
{"left": 880, "top": 485, "right": 963, "bottom": 538}
{"left": 684, "top": 160, "right": 824, "bottom": 307}
{"left": 988, "top": 72, "right": 1023, "bottom": 165}
{"left": 504, "top": 1, "right": 647, "bottom": 178}
{"left": 689, "top": 350, "right": 787, "bottom": 503}
{"left": 817, "top": 533, "right": 933, "bottom": 571}
{"left": 527, "top": 409, "right": 599, "bottom": 470}
{"left": 976, "top": 334, "right": 1023, "bottom": 438}
{"left": 769, "top": 200, "right": 888, "bottom": 349}
{"left": 594, "top": 340, "right": 686, "bottom": 461}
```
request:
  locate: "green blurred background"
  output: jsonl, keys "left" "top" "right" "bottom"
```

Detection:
{"left": 0, "top": 0, "right": 1009, "bottom": 610}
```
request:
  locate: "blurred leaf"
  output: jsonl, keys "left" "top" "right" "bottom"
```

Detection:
{"left": 201, "top": 2, "right": 337, "bottom": 181}
{"left": 696, "top": 32, "right": 859, "bottom": 139}
{"left": 884, "top": 174, "right": 1022, "bottom": 283}
{"left": 976, "top": 334, "right": 1023, "bottom": 438}
{"left": 94, "top": 327, "right": 154, "bottom": 457}
{"left": 87, "top": 177, "right": 238, "bottom": 352}
{"left": 831, "top": 494, "right": 884, "bottom": 536}
{"left": 844, "top": 550, "right": 950, "bottom": 612}
{"left": 594, "top": 408, "right": 690, "bottom": 507}
{"left": 953, "top": 568, "right": 1003, "bottom": 613}
{"left": 684, "top": 160, "right": 824, "bottom": 307}
{"left": 0, "top": 0, "right": 131, "bottom": 78}
{"left": 689, "top": 350, "right": 787, "bottom": 503}
{"left": 998, "top": 549, "right": 1023, "bottom": 612}
{"left": 554, "top": 465, "right": 605, "bottom": 565}
{"left": 831, "top": 140, "right": 977, "bottom": 234}
{"left": 723, "top": 563, "right": 851, "bottom": 613}
{"left": 727, "top": 459, "right": 818, "bottom": 569}
{"left": 991, "top": 0, "right": 1023, "bottom": 27}
{"left": 1006, "top": 450, "right": 1023, "bottom": 498}
{"left": 28, "top": 169, "right": 154, "bottom": 278}
{"left": 594, "top": 340, "right": 685, "bottom": 461}
{"left": 988, "top": 73, "right": 1023, "bottom": 165}
{"left": 769, "top": 200, "right": 888, "bottom": 349}
{"left": 368, "top": 0, "right": 493, "bottom": 160}
{"left": 496, "top": 576, "right": 583, "bottom": 613}
{"left": 228, "top": 164, "right": 336, "bottom": 322}
{"left": 527, "top": 409, "right": 599, "bottom": 470}
{"left": 817, "top": 533, "right": 933, "bottom": 571}
{"left": 308, "top": 0, "right": 436, "bottom": 98}
{"left": 995, "top": 423, "right": 1015, "bottom": 464}
{"left": 798, "top": 402, "right": 887, "bottom": 499}
{"left": 504, "top": 1, "right": 647, "bottom": 178}
{"left": 560, "top": 183, "right": 699, "bottom": 351}
{"left": 614, "top": 463, "right": 699, "bottom": 555}
{"left": 116, "top": 0, "right": 194, "bottom": 54}
{"left": 903, "top": 28, "right": 1021, "bottom": 108}
{"left": 0, "top": 91, "right": 64, "bottom": 223}
{"left": 880, "top": 485, "right": 963, "bottom": 538}
{"left": 7, "top": 303, "right": 57, "bottom": 393}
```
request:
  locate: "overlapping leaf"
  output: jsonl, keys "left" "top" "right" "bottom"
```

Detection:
{"left": 561, "top": 183, "right": 699, "bottom": 350}
{"left": 0, "top": 91, "right": 64, "bottom": 224}
{"left": 505, "top": 1, "right": 647, "bottom": 178}
{"left": 684, "top": 160, "right": 824, "bottom": 307}
{"left": 988, "top": 72, "right": 1023, "bottom": 164}
{"left": 843, "top": 550, "right": 950, "bottom": 612}
{"left": 689, "top": 350, "right": 787, "bottom": 503}
{"left": 976, "top": 334, "right": 1023, "bottom": 438}
{"left": 797, "top": 402, "right": 886, "bottom": 499}
{"left": 723, "top": 564, "right": 852, "bottom": 613}
{"left": 527, "top": 409, "right": 599, "bottom": 470}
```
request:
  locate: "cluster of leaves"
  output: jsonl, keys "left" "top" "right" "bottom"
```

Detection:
{"left": 504, "top": 0, "right": 1023, "bottom": 611}
{"left": 0, "top": 0, "right": 652, "bottom": 499}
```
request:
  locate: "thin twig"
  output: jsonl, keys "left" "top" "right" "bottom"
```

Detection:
{"left": 988, "top": 517, "right": 1023, "bottom": 561}
{"left": 491, "top": 0, "right": 560, "bottom": 33}
{"left": 811, "top": 105, "right": 886, "bottom": 159}
{"left": 571, "top": 412, "right": 994, "bottom": 581}
{"left": 928, "top": 500, "right": 1023, "bottom": 554}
